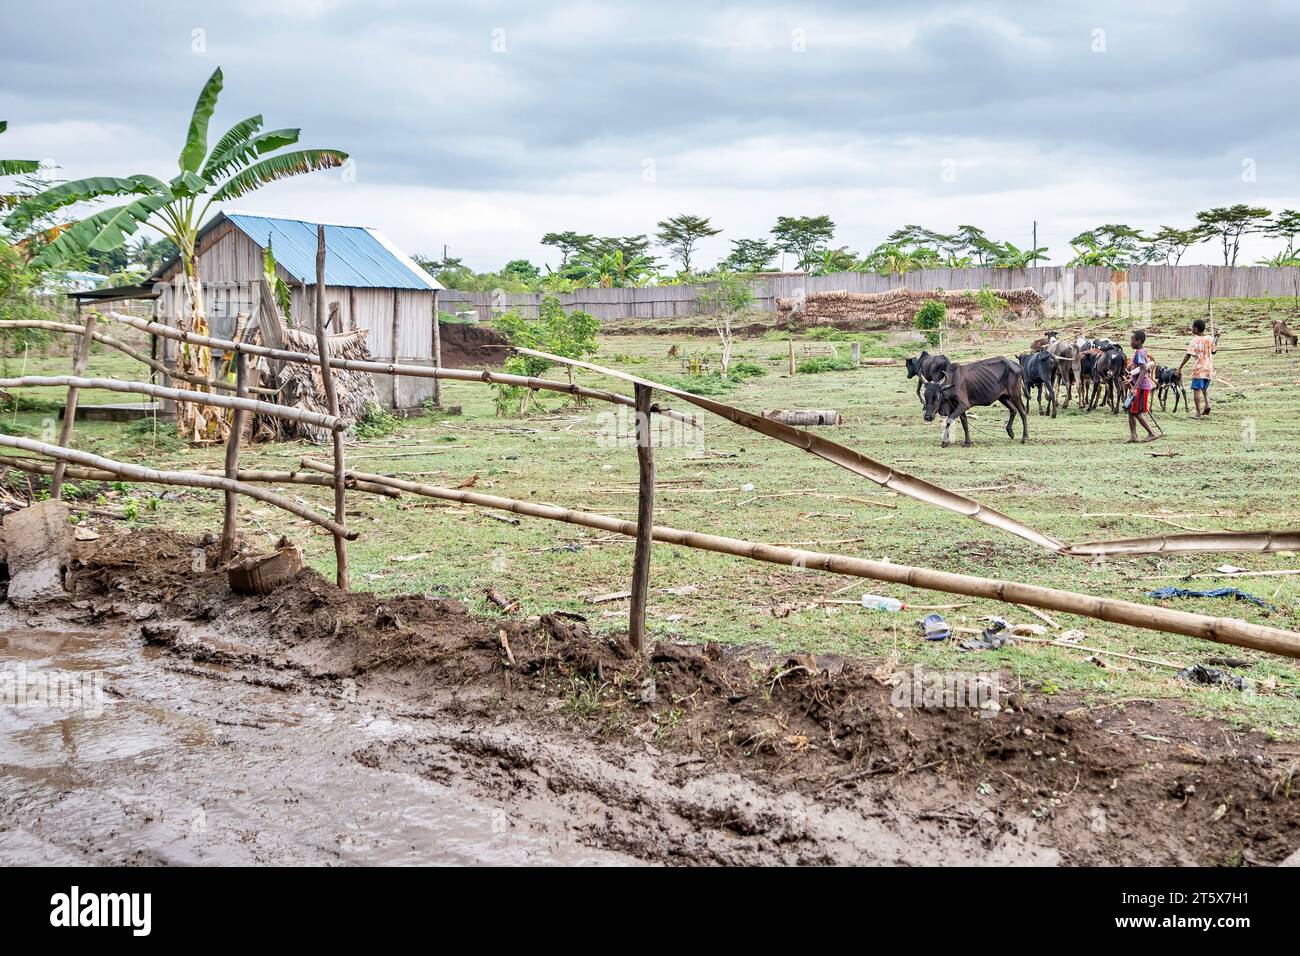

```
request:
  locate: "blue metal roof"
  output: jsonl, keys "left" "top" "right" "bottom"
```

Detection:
{"left": 216, "top": 212, "right": 440, "bottom": 290}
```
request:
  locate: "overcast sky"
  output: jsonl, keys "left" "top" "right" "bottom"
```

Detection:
{"left": 2, "top": 0, "right": 1297, "bottom": 270}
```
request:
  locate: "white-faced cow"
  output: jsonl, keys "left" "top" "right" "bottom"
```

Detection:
{"left": 923, "top": 356, "right": 1029, "bottom": 447}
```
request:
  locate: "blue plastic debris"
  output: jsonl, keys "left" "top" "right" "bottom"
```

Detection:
{"left": 1146, "top": 586, "right": 1276, "bottom": 611}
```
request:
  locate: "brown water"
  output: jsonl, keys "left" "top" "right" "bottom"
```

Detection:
{"left": 0, "top": 623, "right": 633, "bottom": 866}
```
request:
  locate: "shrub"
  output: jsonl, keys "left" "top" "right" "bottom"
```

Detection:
{"left": 915, "top": 298, "right": 945, "bottom": 346}
{"left": 796, "top": 356, "right": 858, "bottom": 374}
{"left": 354, "top": 402, "right": 402, "bottom": 440}
{"left": 727, "top": 360, "right": 765, "bottom": 381}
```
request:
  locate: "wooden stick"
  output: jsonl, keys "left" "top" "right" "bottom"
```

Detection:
{"left": 316, "top": 226, "right": 349, "bottom": 590}
{"left": 298, "top": 461, "right": 1300, "bottom": 660}
{"left": 0, "top": 437, "right": 356, "bottom": 539}
{"left": 1013, "top": 635, "right": 1183, "bottom": 670}
{"left": 0, "top": 375, "right": 344, "bottom": 432}
{"left": 1017, "top": 603, "right": 1061, "bottom": 629}
{"left": 51, "top": 308, "right": 96, "bottom": 498}
{"left": 219, "top": 352, "right": 248, "bottom": 564}
{"left": 629, "top": 383, "right": 654, "bottom": 653}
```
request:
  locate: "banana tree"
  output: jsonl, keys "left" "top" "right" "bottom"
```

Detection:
{"left": 6, "top": 68, "right": 347, "bottom": 443}
{"left": 0, "top": 121, "right": 41, "bottom": 211}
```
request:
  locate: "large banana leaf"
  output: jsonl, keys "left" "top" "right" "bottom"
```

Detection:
{"left": 0, "top": 159, "right": 39, "bottom": 176}
{"left": 33, "top": 194, "right": 168, "bottom": 266}
{"left": 211, "top": 148, "right": 347, "bottom": 201}
{"left": 199, "top": 114, "right": 263, "bottom": 178}
{"left": 204, "top": 127, "right": 300, "bottom": 181}
{"left": 179, "top": 67, "right": 224, "bottom": 173}
{"left": 4, "top": 174, "right": 164, "bottom": 227}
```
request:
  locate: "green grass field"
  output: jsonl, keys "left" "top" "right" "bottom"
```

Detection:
{"left": 5, "top": 297, "right": 1300, "bottom": 734}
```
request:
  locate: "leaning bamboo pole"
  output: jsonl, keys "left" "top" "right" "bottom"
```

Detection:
{"left": 0, "top": 319, "right": 278, "bottom": 396}
{"left": 0, "top": 376, "right": 345, "bottom": 433}
{"left": 314, "top": 225, "right": 349, "bottom": 590}
{"left": 0, "top": 455, "right": 398, "bottom": 498}
{"left": 102, "top": 312, "right": 700, "bottom": 426}
{"left": 298, "top": 459, "right": 1300, "bottom": 660}
{"left": 219, "top": 352, "right": 248, "bottom": 564}
{"left": 0, "top": 437, "right": 356, "bottom": 540}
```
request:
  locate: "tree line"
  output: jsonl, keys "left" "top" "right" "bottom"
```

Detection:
{"left": 421, "top": 204, "right": 1300, "bottom": 292}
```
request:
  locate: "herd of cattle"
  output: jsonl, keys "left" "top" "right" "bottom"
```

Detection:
{"left": 904, "top": 319, "right": 1296, "bottom": 448}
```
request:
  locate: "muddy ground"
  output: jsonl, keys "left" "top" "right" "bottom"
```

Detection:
{"left": 2, "top": 529, "right": 1298, "bottom": 866}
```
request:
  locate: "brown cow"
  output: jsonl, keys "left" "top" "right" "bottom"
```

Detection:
{"left": 1275, "top": 320, "right": 1298, "bottom": 353}
{"left": 923, "top": 356, "right": 1029, "bottom": 447}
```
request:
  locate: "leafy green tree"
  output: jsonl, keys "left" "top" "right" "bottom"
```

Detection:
{"left": 770, "top": 214, "right": 835, "bottom": 270}
{"left": 858, "top": 242, "right": 937, "bottom": 276}
{"left": 697, "top": 271, "right": 754, "bottom": 377}
{"left": 953, "top": 225, "right": 1001, "bottom": 265}
{"left": 540, "top": 231, "right": 596, "bottom": 267}
{"left": 7, "top": 68, "right": 348, "bottom": 442}
{"left": 1265, "top": 210, "right": 1300, "bottom": 259}
{"left": 655, "top": 213, "right": 720, "bottom": 273}
{"left": 1195, "top": 205, "right": 1272, "bottom": 265}
{"left": 914, "top": 298, "right": 945, "bottom": 347}
{"left": 988, "top": 241, "right": 1049, "bottom": 268}
{"left": 494, "top": 295, "right": 598, "bottom": 413}
{"left": 1145, "top": 225, "right": 1207, "bottom": 265}
{"left": 809, "top": 245, "right": 860, "bottom": 276}
{"left": 501, "top": 258, "right": 541, "bottom": 283}
{"left": 720, "top": 238, "right": 777, "bottom": 273}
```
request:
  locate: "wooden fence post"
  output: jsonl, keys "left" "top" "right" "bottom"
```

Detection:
{"left": 629, "top": 383, "right": 655, "bottom": 653}
{"left": 218, "top": 351, "right": 248, "bottom": 564}
{"left": 391, "top": 289, "right": 401, "bottom": 410}
{"left": 788, "top": 336, "right": 795, "bottom": 374}
{"left": 431, "top": 289, "right": 442, "bottom": 408}
{"left": 315, "top": 226, "right": 350, "bottom": 589}
{"left": 51, "top": 306, "right": 97, "bottom": 498}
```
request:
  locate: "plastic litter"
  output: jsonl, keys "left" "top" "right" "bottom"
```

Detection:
{"left": 918, "top": 612, "right": 951, "bottom": 642}
{"left": 861, "top": 593, "right": 904, "bottom": 611}
{"left": 1147, "top": 586, "right": 1275, "bottom": 611}
{"left": 961, "top": 616, "right": 1015, "bottom": 650}
{"left": 1177, "top": 663, "right": 1249, "bottom": 691}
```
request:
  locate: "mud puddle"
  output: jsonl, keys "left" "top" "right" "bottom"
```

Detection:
{"left": 0, "top": 619, "right": 631, "bottom": 865}
{"left": 2, "top": 528, "right": 1299, "bottom": 866}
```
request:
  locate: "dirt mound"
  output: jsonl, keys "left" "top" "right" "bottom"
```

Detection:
{"left": 50, "top": 529, "right": 1300, "bottom": 865}
{"left": 438, "top": 321, "right": 509, "bottom": 368}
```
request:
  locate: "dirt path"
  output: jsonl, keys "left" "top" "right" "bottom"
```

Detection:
{"left": 2, "top": 530, "right": 1297, "bottom": 866}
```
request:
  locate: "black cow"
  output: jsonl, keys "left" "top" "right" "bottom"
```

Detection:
{"left": 923, "top": 356, "right": 1029, "bottom": 447}
{"left": 905, "top": 351, "right": 951, "bottom": 405}
{"left": 1155, "top": 364, "right": 1188, "bottom": 413}
{"left": 1085, "top": 344, "right": 1127, "bottom": 414}
{"left": 1017, "top": 350, "right": 1058, "bottom": 417}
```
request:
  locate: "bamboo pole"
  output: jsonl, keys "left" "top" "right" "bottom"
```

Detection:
{"left": 219, "top": 352, "right": 248, "bottom": 564}
{"left": 315, "top": 226, "right": 349, "bottom": 590}
{"left": 51, "top": 308, "right": 96, "bottom": 498}
{"left": 0, "top": 437, "right": 356, "bottom": 539}
{"left": 300, "top": 460, "right": 1300, "bottom": 661}
{"left": 0, "top": 319, "right": 277, "bottom": 395}
{"left": 0, "top": 376, "right": 344, "bottom": 433}
{"left": 629, "top": 383, "right": 654, "bottom": 653}
{"left": 102, "top": 312, "right": 700, "bottom": 426}
{"left": 0, "top": 455, "right": 398, "bottom": 497}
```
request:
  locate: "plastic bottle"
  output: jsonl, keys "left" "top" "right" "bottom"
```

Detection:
{"left": 861, "top": 594, "right": 904, "bottom": 611}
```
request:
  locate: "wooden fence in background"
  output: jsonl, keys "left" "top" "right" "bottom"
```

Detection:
{"left": 437, "top": 264, "right": 1300, "bottom": 322}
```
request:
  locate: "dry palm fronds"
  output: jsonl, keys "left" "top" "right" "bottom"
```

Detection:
{"left": 776, "top": 286, "right": 1045, "bottom": 326}
{"left": 274, "top": 324, "right": 378, "bottom": 444}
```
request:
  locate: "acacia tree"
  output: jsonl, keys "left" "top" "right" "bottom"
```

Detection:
{"left": 1146, "top": 225, "right": 1207, "bottom": 265}
{"left": 770, "top": 214, "right": 835, "bottom": 270}
{"left": 8, "top": 68, "right": 347, "bottom": 442}
{"left": 1195, "top": 205, "right": 1272, "bottom": 265}
{"left": 540, "top": 231, "right": 595, "bottom": 267}
{"left": 1265, "top": 210, "right": 1300, "bottom": 260}
{"left": 655, "top": 213, "right": 720, "bottom": 273}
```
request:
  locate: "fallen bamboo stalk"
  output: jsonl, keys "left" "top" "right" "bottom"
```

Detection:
{"left": 0, "top": 375, "right": 345, "bottom": 432}
{"left": 298, "top": 459, "right": 1300, "bottom": 660}
{"left": 0, "top": 319, "right": 278, "bottom": 395}
{"left": 515, "top": 347, "right": 1300, "bottom": 560}
{"left": 102, "top": 311, "right": 699, "bottom": 426}
{"left": 0, "top": 438, "right": 357, "bottom": 539}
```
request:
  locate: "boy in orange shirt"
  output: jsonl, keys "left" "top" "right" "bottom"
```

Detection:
{"left": 1178, "top": 318, "right": 1219, "bottom": 418}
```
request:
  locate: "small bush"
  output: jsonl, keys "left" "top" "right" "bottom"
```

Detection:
{"left": 123, "top": 418, "right": 186, "bottom": 452}
{"left": 660, "top": 374, "right": 736, "bottom": 395}
{"left": 354, "top": 402, "right": 402, "bottom": 440}
{"left": 796, "top": 356, "right": 858, "bottom": 374}
{"left": 727, "top": 360, "right": 765, "bottom": 381}
{"left": 915, "top": 299, "right": 945, "bottom": 346}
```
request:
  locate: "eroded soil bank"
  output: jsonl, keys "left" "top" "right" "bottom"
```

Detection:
{"left": 2, "top": 530, "right": 1298, "bottom": 866}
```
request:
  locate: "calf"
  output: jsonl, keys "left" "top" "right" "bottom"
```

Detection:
{"left": 905, "top": 350, "right": 951, "bottom": 405}
{"left": 1154, "top": 365, "right": 1188, "bottom": 413}
{"left": 922, "top": 356, "right": 1029, "bottom": 447}
{"left": 1017, "top": 350, "right": 1058, "bottom": 417}
{"left": 1275, "top": 320, "right": 1298, "bottom": 353}
{"left": 1030, "top": 330, "right": 1058, "bottom": 352}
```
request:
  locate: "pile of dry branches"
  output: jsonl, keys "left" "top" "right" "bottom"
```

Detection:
{"left": 271, "top": 325, "right": 378, "bottom": 443}
{"left": 776, "top": 286, "right": 1045, "bottom": 326}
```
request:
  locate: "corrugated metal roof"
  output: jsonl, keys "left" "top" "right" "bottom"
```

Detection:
{"left": 183, "top": 212, "right": 441, "bottom": 290}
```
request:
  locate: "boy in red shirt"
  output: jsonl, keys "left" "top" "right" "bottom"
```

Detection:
{"left": 1126, "top": 329, "right": 1158, "bottom": 443}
